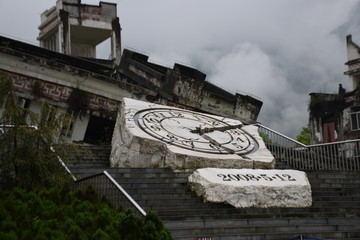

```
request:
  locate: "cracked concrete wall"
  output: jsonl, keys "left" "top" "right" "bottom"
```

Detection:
{"left": 120, "top": 49, "right": 263, "bottom": 124}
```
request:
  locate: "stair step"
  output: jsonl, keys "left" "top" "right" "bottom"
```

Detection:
{"left": 67, "top": 163, "right": 109, "bottom": 168}
{"left": 125, "top": 187, "right": 192, "bottom": 195}
{"left": 312, "top": 196, "right": 360, "bottom": 201}
{"left": 164, "top": 217, "right": 347, "bottom": 229}
{"left": 107, "top": 172, "right": 190, "bottom": 179}
{"left": 166, "top": 223, "right": 358, "bottom": 235}
{"left": 157, "top": 210, "right": 360, "bottom": 220}
{"left": 168, "top": 231, "right": 360, "bottom": 240}
{"left": 66, "top": 149, "right": 360, "bottom": 240}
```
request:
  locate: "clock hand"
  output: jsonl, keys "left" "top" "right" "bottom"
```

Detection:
{"left": 203, "top": 134, "right": 235, "bottom": 154}
{"left": 181, "top": 126, "right": 193, "bottom": 131}
{"left": 190, "top": 124, "right": 243, "bottom": 135}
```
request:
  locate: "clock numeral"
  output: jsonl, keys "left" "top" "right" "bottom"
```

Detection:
{"left": 228, "top": 129, "right": 242, "bottom": 135}
{"left": 152, "top": 112, "right": 168, "bottom": 119}
{"left": 169, "top": 110, "right": 184, "bottom": 118}
{"left": 192, "top": 113, "right": 207, "bottom": 121}
{"left": 209, "top": 143, "right": 222, "bottom": 152}
{"left": 166, "top": 133, "right": 178, "bottom": 142}
{"left": 150, "top": 125, "right": 162, "bottom": 132}
{"left": 144, "top": 117, "right": 161, "bottom": 124}
{"left": 231, "top": 142, "right": 246, "bottom": 149}
{"left": 182, "top": 140, "right": 195, "bottom": 148}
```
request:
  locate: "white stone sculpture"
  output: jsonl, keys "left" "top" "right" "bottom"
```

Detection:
{"left": 110, "top": 98, "right": 275, "bottom": 171}
{"left": 188, "top": 168, "right": 312, "bottom": 208}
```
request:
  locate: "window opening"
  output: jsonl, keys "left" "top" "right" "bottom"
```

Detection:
{"left": 351, "top": 107, "right": 360, "bottom": 131}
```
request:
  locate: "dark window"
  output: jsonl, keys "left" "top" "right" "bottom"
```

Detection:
{"left": 84, "top": 115, "right": 115, "bottom": 145}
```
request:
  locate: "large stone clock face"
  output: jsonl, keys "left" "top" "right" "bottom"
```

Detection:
{"left": 134, "top": 108, "right": 258, "bottom": 155}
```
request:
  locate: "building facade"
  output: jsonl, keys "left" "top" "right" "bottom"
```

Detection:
{"left": 0, "top": 0, "right": 263, "bottom": 145}
{"left": 309, "top": 35, "right": 360, "bottom": 144}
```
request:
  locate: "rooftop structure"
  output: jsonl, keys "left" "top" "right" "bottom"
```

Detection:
{"left": 37, "top": 0, "right": 121, "bottom": 64}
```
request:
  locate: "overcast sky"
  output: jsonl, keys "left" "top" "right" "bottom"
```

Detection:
{"left": 1, "top": 0, "right": 360, "bottom": 138}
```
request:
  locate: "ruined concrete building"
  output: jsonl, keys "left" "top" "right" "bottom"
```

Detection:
{"left": 0, "top": 0, "right": 262, "bottom": 145}
{"left": 309, "top": 35, "right": 360, "bottom": 143}
{"left": 38, "top": 0, "right": 121, "bottom": 64}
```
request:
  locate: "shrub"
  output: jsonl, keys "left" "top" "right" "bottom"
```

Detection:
{"left": 0, "top": 186, "right": 173, "bottom": 240}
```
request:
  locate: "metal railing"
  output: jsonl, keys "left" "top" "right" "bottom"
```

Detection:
{"left": 0, "top": 124, "right": 77, "bottom": 180}
{"left": 257, "top": 124, "right": 360, "bottom": 170}
{"left": 1, "top": 124, "right": 145, "bottom": 217}
{"left": 72, "top": 171, "right": 146, "bottom": 218}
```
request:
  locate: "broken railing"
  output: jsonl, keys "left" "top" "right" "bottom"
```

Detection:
{"left": 72, "top": 171, "right": 147, "bottom": 218}
{"left": 256, "top": 124, "right": 360, "bottom": 170}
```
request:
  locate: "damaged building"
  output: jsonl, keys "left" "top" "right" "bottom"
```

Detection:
{"left": 309, "top": 35, "right": 360, "bottom": 143}
{"left": 0, "top": 0, "right": 262, "bottom": 145}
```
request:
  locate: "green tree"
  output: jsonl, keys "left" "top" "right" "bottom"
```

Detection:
{"left": 0, "top": 72, "right": 74, "bottom": 190}
{"left": 296, "top": 127, "right": 311, "bottom": 145}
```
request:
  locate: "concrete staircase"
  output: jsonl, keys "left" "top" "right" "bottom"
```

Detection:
{"left": 67, "top": 146, "right": 360, "bottom": 240}
{"left": 64, "top": 145, "right": 111, "bottom": 175}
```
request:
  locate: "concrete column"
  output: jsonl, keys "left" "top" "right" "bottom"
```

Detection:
{"left": 111, "top": 17, "right": 122, "bottom": 65}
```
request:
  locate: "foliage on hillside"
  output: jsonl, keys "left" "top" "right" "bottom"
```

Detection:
{"left": 0, "top": 186, "right": 173, "bottom": 240}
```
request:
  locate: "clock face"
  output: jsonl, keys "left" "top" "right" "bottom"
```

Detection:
{"left": 134, "top": 108, "right": 258, "bottom": 155}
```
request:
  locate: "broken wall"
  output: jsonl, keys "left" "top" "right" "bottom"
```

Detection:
{"left": 119, "top": 49, "right": 263, "bottom": 124}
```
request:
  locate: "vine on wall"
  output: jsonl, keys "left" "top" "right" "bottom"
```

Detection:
{"left": 67, "top": 87, "right": 90, "bottom": 117}
{"left": 32, "top": 80, "right": 44, "bottom": 98}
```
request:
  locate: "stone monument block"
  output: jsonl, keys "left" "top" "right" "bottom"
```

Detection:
{"left": 188, "top": 168, "right": 312, "bottom": 208}
{"left": 110, "top": 98, "right": 275, "bottom": 171}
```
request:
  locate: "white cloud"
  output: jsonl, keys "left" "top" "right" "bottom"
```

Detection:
{"left": 206, "top": 42, "right": 306, "bottom": 137}
{"left": 113, "top": 0, "right": 360, "bottom": 138}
